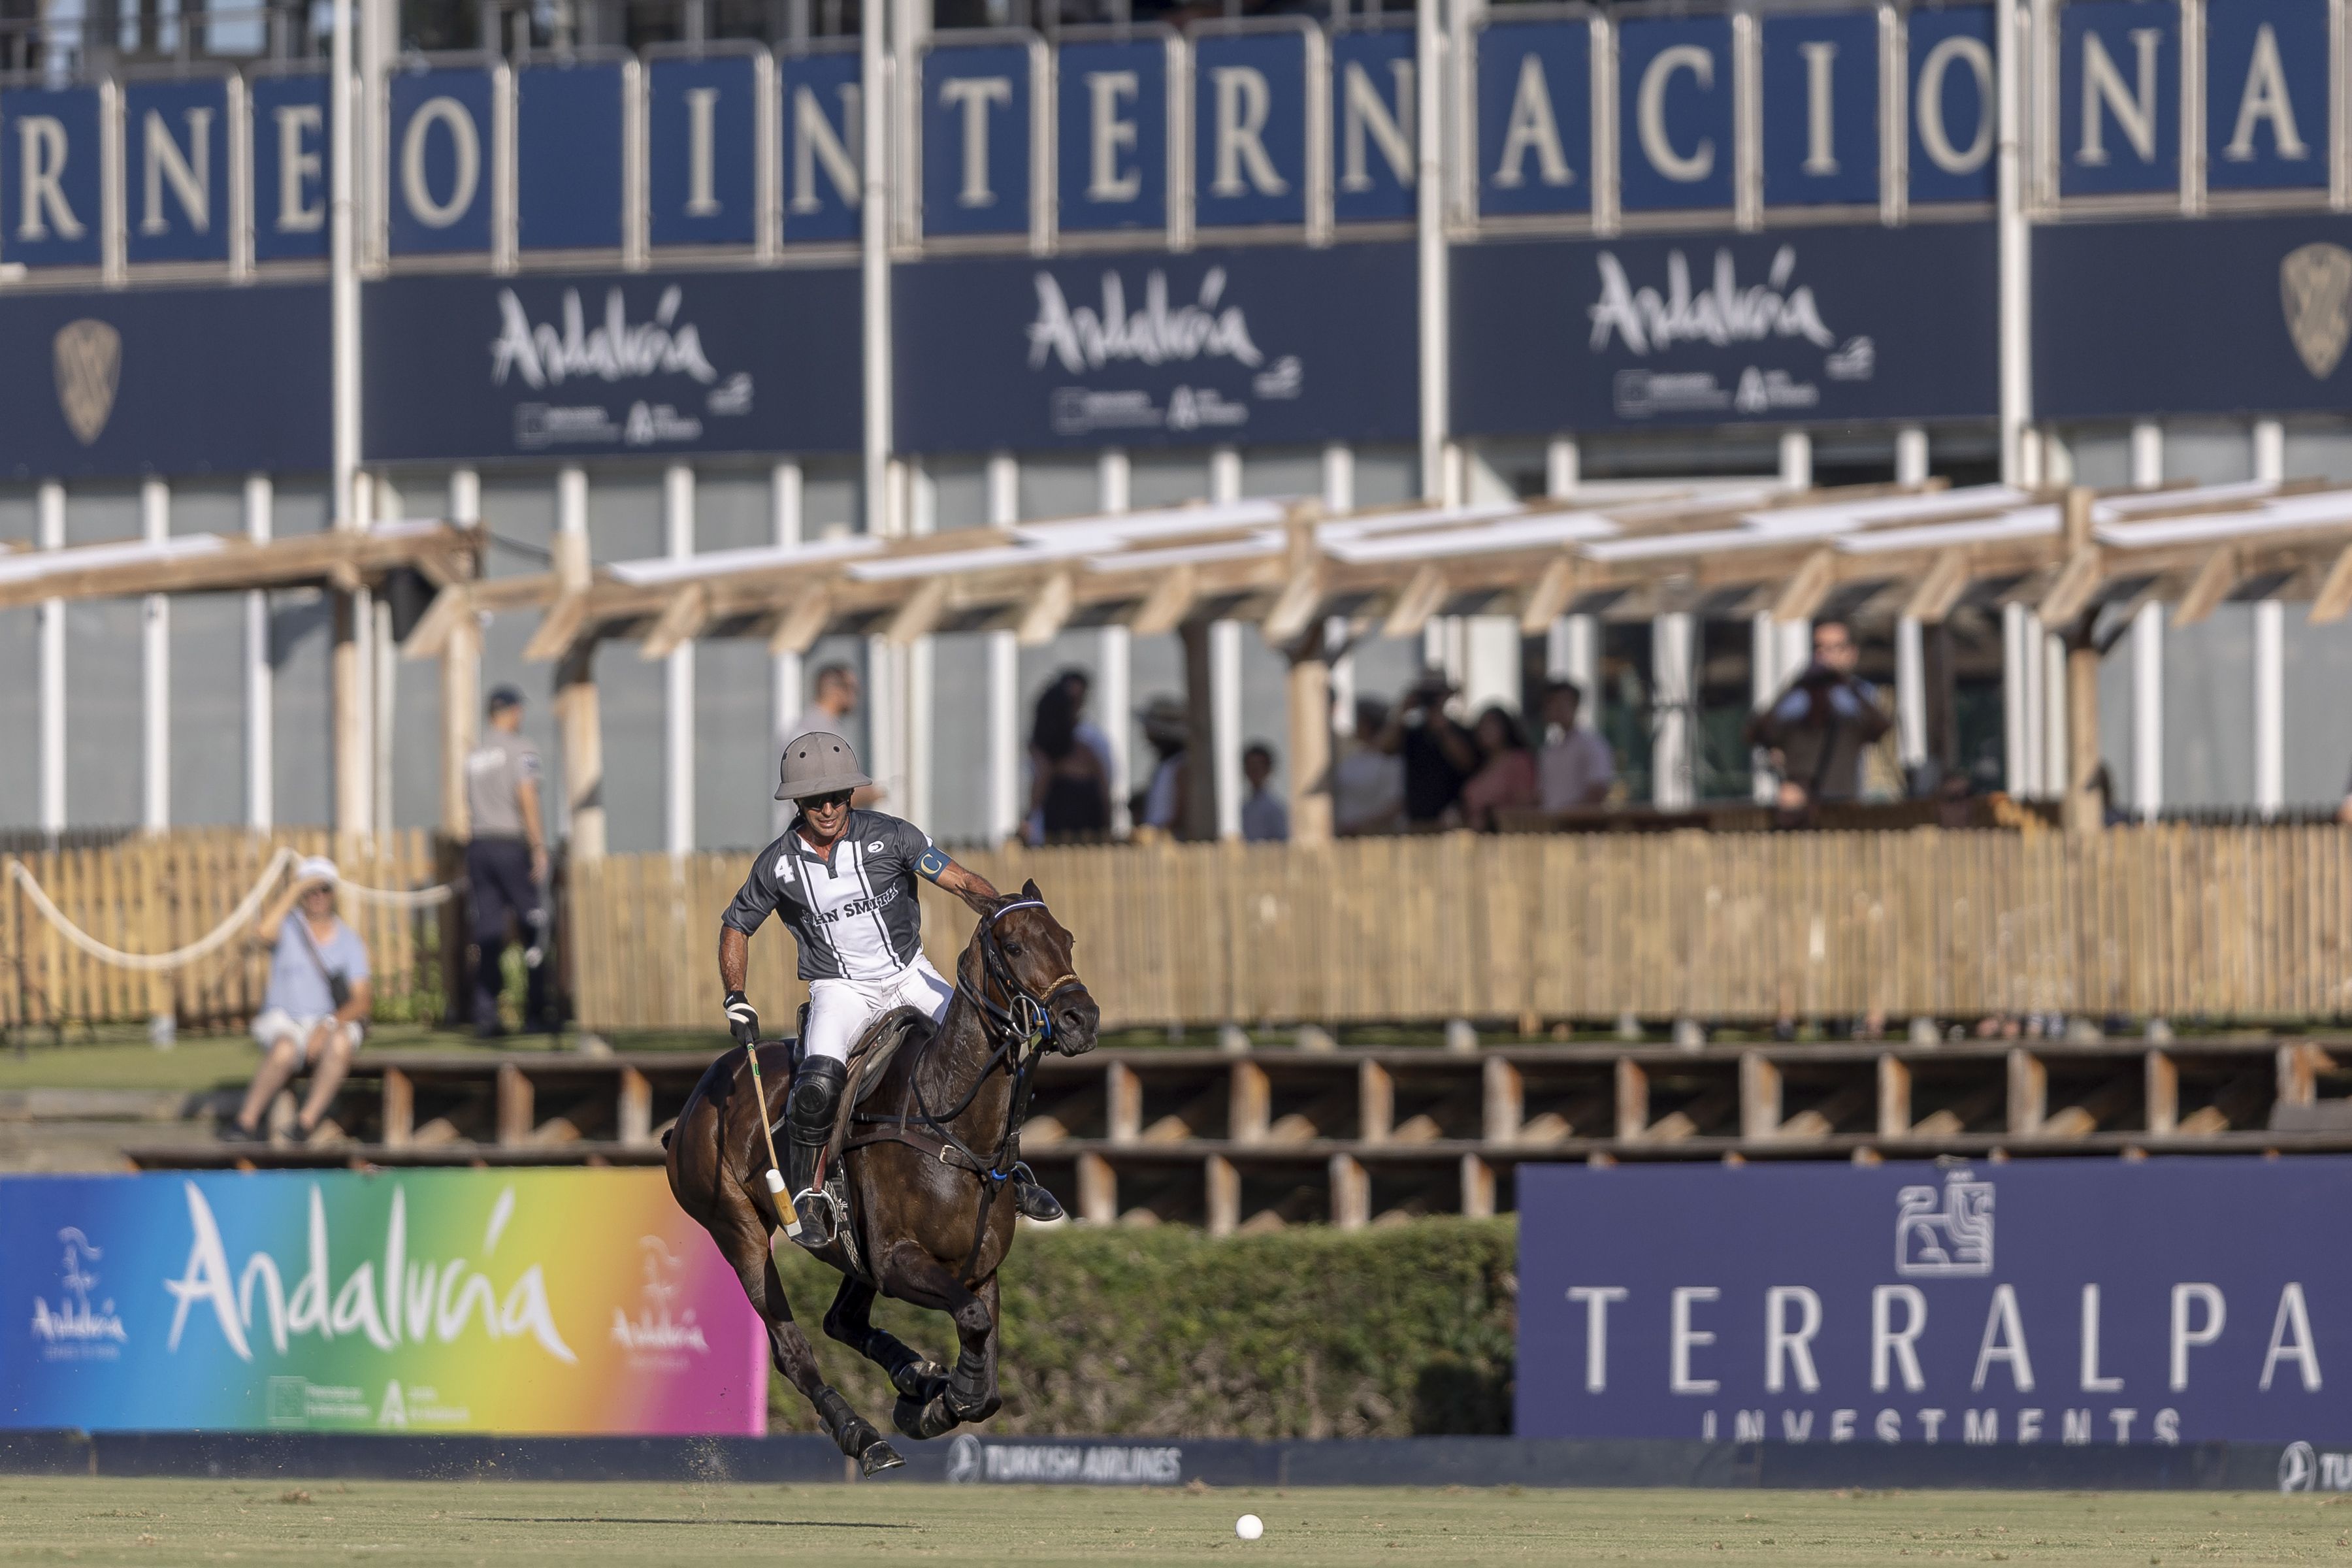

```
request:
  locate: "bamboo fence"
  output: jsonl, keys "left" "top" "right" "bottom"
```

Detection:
{"left": 1, "top": 828, "right": 443, "bottom": 1028}
{"left": 564, "top": 825, "right": 2352, "bottom": 1033}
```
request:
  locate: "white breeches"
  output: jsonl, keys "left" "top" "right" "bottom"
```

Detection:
{"left": 800, "top": 955, "right": 955, "bottom": 1063}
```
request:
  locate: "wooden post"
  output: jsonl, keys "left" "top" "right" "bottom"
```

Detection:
{"left": 1076, "top": 1152, "right": 1117, "bottom": 1223}
{"left": 618, "top": 1066, "right": 653, "bottom": 1147}
{"left": 1482, "top": 1056, "right": 1523, "bottom": 1143}
{"left": 496, "top": 1062, "right": 533, "bottom": 1147}
{"left": 2061, "top": 487, "right": 2105, "bottom": 836}
{"left": 1460, "top": 1154, "right": 1495, "bottom": 1219}
{"left": 1106, "top": 1061, "right": 1141, "bottom": 1144}
{"left": 2144, "top": 1050, "right": 2178, "bottom": 1136}
{"left": 1179, "top": 619, "right": 1218, "bottom": 842}
{"left": 551, "top": 529, "right": 606, "bottom": 859}
{"left": 1205, "top": 1154, "right": 1239, "bottom": 1237}
{"left": 381, "top": 1067, "right": 414, "bottom": 1148}
{"left": 441, "top": 604, "right": 480, "bottom": 839}
{"left": 1614, "top": 1058, "right": 1649, "bottom": 1142}
{"left": 1739, "top": 1051, "right": 1782, "bottom": 1141}
{"left": 1229, "top": 1060, "right": 1270, "bottom": 1144}
{"left": 1286, "top": 620, "right": 1333, "bottom": 845}
{"left": 2006, "top": 1049, "right": 2046, "bottom": 1137}
{"left": 1876, "top": 1055, "right": 1912, "bottom": 1141}
{"left": 1329, "top": 1152, "right": 1369, "bottom": 1230}
{"left": 332, "top": 591, "right": 368, "bottom": 837}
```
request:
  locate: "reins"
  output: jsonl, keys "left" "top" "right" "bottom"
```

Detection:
{"left": 838, "top": 896, "right": 1089, "bottom": 1273}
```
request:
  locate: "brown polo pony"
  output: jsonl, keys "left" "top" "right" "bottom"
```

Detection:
{"left": 664, "top": 883, "right": 1098, "bottom": 1475}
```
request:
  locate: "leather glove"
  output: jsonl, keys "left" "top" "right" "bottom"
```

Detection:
{"left": 723, "top": 990, "right": 760, "bottom": 1047}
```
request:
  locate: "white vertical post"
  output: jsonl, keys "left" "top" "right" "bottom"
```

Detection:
{"left": 371, "top": 589, "right": 395, "bottom": 838}
{"left": 904, "top": 463, "right": 935, "bottom": 832}
{"left": 331, "top": 0, "right": 358, "bottom": 531}
{"left": 987, "top": 453, "right": 1021, "bottom": 843}
{"left": 2255, "top": 597, "right": 2284, "bottom": 817}
{"left": 1320, "top": 443, "right": 1354, "bottom": 514}
{"left": 244, "top": 475, "right": 274, "bottom": 831}
{"left": 1098, "top": 451, "right": 1132, "bottom": 832}
{"left": 1416, "top": 0, "right": 1448, "bottom": 506}
{"left": 770, "top": 461, "right": 804, "bottom": 837}
{"left": 2002, "top": 601, "right": 2032, "bottom": 795}
{"left": 1895, "top": 613, "right": 1927, "bottom": 773}
{"left": 37, "top": 483, "right": 65, "bottom": 835}
{"left": 1778, "top": 431, "right": 1812, "bottom": 489}
{"left": 1550, "top": 614, "right": 1598, "bottom": 727}
{"left": 1895, "top": 427, "right": 1929, "bottom": 485}
{"left": 1751, "top": 612, "right": 1781, "bottom": 803}
{"left": 1211, "top": 618, "right": 1244, "bottom": 838}
{"left": 1652, "top": 612, "right": 1695, "bottom": 808}
{"left": 1546, "top": 437, "right": 1580, "bottom": 498}
{"left": 860, "top": 0, "right": 891, "bottom": 543}
{"left": 1326, "top": 613, "right": 1356, "bottom": 740}
{"left": 664, "top": 464, "right": 695, "bottom": 855}
{"left": 1211, "top": 446, "right": 1242, "bottom": 504}
{"left": 141, "top": 479, "right": 171, "bottom": 832}
{"left": 2040, "top": 622, "right": 2068, "bottom": 800}
{"left": 2254, "top": 419, "right": 2285, "bottom": 483}
{"left": 2132, "top": 601, "right": 2163, "bottom": 821}
{"left": 2129, "top": 422, "right": 2163, "bottom": 489}
{"left": 1995, "top": 0, "right": 2032, "bottom": 486}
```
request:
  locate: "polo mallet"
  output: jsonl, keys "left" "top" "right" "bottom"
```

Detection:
{"left": 743, "top": 1045, "right": 802, "bottom": 1244}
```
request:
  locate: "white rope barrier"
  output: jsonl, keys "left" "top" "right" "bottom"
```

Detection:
{"left": 4, "top": 850, "right": 456, "bottom": 972}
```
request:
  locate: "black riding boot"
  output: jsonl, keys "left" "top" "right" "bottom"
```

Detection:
{"left": 1011, "top": 1162, "right": 1065, "bottom": 1222}
{"left": 785, "top": 1057, "right": 849, "bottom": 1246}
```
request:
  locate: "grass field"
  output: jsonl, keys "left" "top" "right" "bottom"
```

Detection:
{"left": 1, "top": 1478, "right": 2348, "bottom": 1567}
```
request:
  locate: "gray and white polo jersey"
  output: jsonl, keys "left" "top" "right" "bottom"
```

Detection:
{"left": 721, "top": 810, "right": 947, "bottom": 982}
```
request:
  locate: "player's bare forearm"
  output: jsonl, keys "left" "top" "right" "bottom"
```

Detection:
{"left": 937, "top": 861, "right": 1001, "bottom": 915}
{"left": 718, "top": 926, "right": 749, "bottom": 994}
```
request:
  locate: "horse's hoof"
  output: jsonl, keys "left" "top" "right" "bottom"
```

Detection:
{"left": 858, "top": 1440, "right": 905, "bottom": 1478}
{"left": 891, "top": 1359, "right": 949, "bottom": 1403}
{"left": 894, "top": 1392, "right": 960, "bottom": 1441}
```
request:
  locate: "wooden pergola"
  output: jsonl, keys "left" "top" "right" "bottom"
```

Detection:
{"left": 16, "top": 476, "right": 2352, "bottom": 847}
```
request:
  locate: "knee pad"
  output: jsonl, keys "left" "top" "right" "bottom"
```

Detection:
{"left": 787, "top": 1056, "right": 849, "bottom": 1138}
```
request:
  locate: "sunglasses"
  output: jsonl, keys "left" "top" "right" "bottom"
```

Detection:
{"left": 802, "top": 791, "right": 853, "bottom": 811}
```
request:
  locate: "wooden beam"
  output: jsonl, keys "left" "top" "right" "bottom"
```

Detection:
{"left": 1902, "top": 549, "right": 1972, "bottom": 623}
{"left": 2037, "top": 548, "right": 2104, "bottom": 628}
{"left": 1771, "top": 547, "right": 1838, "bottom": 623}
{"left": 2310, "top": 542, "right": 2352, "bottom": 625}
{"left": 1286, "top": 622, "right": 1333, "bottom": 846}
{"left": 522, "top": 590, "right": 591, "bottom": 662}
{"left": 1259, "top": 566, "right": 1324, "bottom": 647}
{"left": 1128, "top": 564, "right": 1198, "bottom": 637}
{"left": 1382, "top": 564, "right": 1449, "bottom": 639}
{"left": 768, "top": 584, "right": 833, "bottom": 655}
{"left": 2171, "top": 546, "right": 2239, "bottom": 628}
{"left": 638, "top": 583, "right": 711, "bottom": 661}
{"left": 883, "top": 577, "right": 949, "bottom": 645}
{"left": 1015, "top": 568, "right": 1077, "bottom": 647}
{"left": 1516, "top": 556, "right": 1578, "bottom": 635}
{"left": 400, "top": 583, "right": 471, "bottom": 660}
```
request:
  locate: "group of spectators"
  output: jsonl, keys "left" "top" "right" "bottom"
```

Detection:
{"left": 1324, "top": 677, "right": 1615, "bottom": 836}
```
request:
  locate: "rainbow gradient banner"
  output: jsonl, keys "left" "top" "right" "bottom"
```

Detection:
{"left": 0, "top": 1169, "right": 767, "bottom": 1435}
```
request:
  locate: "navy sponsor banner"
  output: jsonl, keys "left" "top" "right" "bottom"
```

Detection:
{"left": 780, "top": 48, "right": 862, "bottom": 246}
{"left": 647, "top": 52, "right": 760, "bottom": 250}
{"left": 1056, "top": 35, "right": 1169, "bottom": 237}
{"left": 1760, "top": 10, "right": 1880, "bottom": 209}
{"left": 1906, "top": 7, "right": 1995, "bottom": 206}
{"left": 1330, "top": 25, "right": 1416, "bottom": 225}
{"left": 363, "top": 268, "right": 860, "bottom": 463}
{"left": 1, "top": 85, "right": 103, "bottom": 269}
{"left": 1617, "top": 14, "right": 1734, "bottom": 214}
{"left": 516, "top": 60, "right": 626, "bottom": 253}
{"left": 1520, "top": 1158, "right": 2346, "bottom": 1446}
{"left": 2206, "top": 0, "right": 2327, "bottom": 195}
{"left": 0, "top": 284, "right": 327, "bottom": 479}
{"left": 123, "top": 76, "right": 233, "bottom": 266}
{"left": 1451, "top": 223, "right": 1996, "bottom": 434}
{"left": 249, "top": 71, "right": 331, "bottom": 263}
{"left": 2036, "top": 214, "right": 2352, "bottom": 419}
{"left": 1473, "top": 19, "right": 1592, "bottom": 219}
{"left": 2058, "top": 0, "right": 2180, "bottom": 199}
{"left": 892, "top": 242, "right": 1418, "bottom": 452}
{"left": 1192, "top": 27, "right": 1312, "bottom": 231}
{"left": 923, "top": 39, "right": 1035, "bottom": 239}
{"left": 387, "top": 66, "right": 497, "bottom": 256}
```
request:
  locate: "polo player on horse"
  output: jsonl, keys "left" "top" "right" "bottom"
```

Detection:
{"left": 717, "top": 730, "right": 1064, "bottom": 1243}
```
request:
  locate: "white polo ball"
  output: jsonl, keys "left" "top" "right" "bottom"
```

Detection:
{"left": 1235, "top": 1514, "right": 1264, "bottom": 1541}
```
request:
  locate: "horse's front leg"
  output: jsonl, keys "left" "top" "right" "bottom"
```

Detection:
{"left": 823, "top": 1275, "right": 949, "bottom": 1405}
{"left": 714, "top": 1211, "right": 903, "bottom": 1477}
{"left": 875, "top": 1242, "right": 1002, "bottom": 1440}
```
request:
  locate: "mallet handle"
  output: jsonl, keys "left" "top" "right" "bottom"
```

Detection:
{"left": 743, "top": 1045, "right": 801, "bottom": 1240}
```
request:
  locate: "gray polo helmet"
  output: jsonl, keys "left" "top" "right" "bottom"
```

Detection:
{"left": 775, "top": 730, "right": 873, "bottom": 801}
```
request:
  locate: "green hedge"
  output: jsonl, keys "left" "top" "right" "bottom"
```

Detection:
{"left": 765, "top": 1218, "right": 1516, "bottom": 1437}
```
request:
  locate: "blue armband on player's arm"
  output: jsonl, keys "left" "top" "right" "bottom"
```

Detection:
{"left": 916, "top": 845, "right": 952, "bottom": 883}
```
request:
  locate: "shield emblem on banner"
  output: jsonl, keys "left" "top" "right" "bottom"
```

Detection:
{"left": 52, "top": 319, "right": 122, "bottom": 445}
{"left": 2282, "top": 244, "right": 2352, "bottom": 381}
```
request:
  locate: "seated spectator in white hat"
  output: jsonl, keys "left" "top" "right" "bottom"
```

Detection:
{"left": 225, "top": 857, "right": 372, "bottom": 1144}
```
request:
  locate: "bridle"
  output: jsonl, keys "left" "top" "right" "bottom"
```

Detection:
{"left": 955, "top": 896, "right": 1088, "bottom": 1056}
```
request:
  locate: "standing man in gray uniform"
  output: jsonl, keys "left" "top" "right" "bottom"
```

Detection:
{"left": 465, "top": 685, "right": 553, "bottom": 1036}
{"left": 718, "top": 730, "right": 1063, "bottom": 1243}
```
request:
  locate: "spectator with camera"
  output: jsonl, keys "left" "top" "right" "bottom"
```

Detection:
{"left": 1742, "top": 618, "right": 1890, "bottom": 817}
